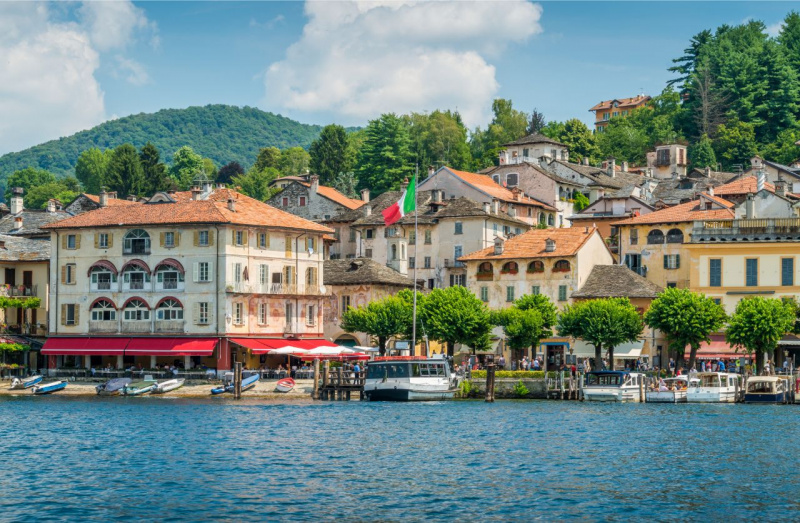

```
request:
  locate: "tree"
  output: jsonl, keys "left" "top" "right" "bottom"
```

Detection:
{"left": 688, "top": 134, "right": 717, "bottom": 169}
{"left": 139, "top": 142, "right": 170, "bottom": 195}
{"left": 469, "top": 99, "right": 529, "bottom": 168}
{"left": 420, "top": 286, "right": 493, "bottom": 356}
{"left": 713, "top": 118, "right": 758, "bottom": 169}
{"left": 252, "top": 146, "right": 281, "bottom": 173}
{"left": 169, "top": 146, "right": 204, "bottom": 189}
{"left": 557, "top": 298, "right": 643, "bottom": 371}
{"left": 202, "top": 158, "right": 218, "bottom": 180}
{"left": 341, "top": 295, "right": 412, "bottom": 356}
{"left": 26, "top": 179, "right": 80, "bottom": 209}
{"left": 355, "top": 113, "right": 413, "bottom": 195}
{"left": 5, "top": 167, "right": 56, "bottom": 194}
{"left": 779, "top": 10, "right": 800, "bottom": 70}
{"left": 217, "top": 161, "right": 245, "bottom": 185}
{"left": 644, "top": 288, "right": 726, "bottom": 372}
{"left": 726, "top": 297, "right": 795, "bottom": 374}
{"left": 231, "top": 167, "right": 281, "bottom": 202}
{"left": 545, "top": 118, "right": 597, "bottom": 164}
{"left": 105, "top": 144, "right": 146, "bottom": 197}
{"left": 596, "top": 118, "right": 650, "bottom": 164}
{"left": 333, "top": 171, "right": 358, "bottom": 198}
{"left": 527, "top": 108, "right": 546, "bottom": 135}
{"left": 513, "top": 293, "right": 557, "bottom": 334}
{"left": 75, "top": 148, "right": 111, "bottom": 194}
{"left": 278, "top": 147, "right": 310, "bottom": 176}
{"left": 572, "top": 191, "right": 590, "bottom": 212}
{"left": 309, "top": 124, "right": 351, "bottom": 184}
{"left": 493, "top": 293, "right": 556, "bottom": 358}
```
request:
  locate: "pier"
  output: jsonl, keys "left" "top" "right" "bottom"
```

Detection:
{"left": 314, "top": 361, "right": 365, "bottom": 401}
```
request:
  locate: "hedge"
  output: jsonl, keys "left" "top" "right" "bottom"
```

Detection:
{"left": 470, "top": 370, "right": 549, "bottom": 379}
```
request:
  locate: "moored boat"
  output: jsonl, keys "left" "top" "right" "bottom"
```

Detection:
{"left": 744, "top": 376, "right": 789, "bottom": 404}
{"left": 32, "top": 381, "right": 67, "bottom": 395}
{"left": 646, "top": 376, "right": 691, "bottom": 403}
{"left": 687, "top": 372, "right": 741, "bottom": 403}
{"left": 10, "top": 375, "right": 42, "bottom": 390}
{"left": 275, "top": 377, "right": 295, "bottom": 393}
{"left": 364, "top": 355, "right": 459, "bottom": 402}
{"left": 211, "top": 373, "right": 259, "bottom": 395}
{"left": 151, "top": 379, "right": 185, "bottom": 394}
{"left": 583, "top": 371, "right": 645, "bottom": 402}
{"left": 122, "top": 380, "right": 157, "bottom": 396}
{"left": 96, "top": 378, "right": 132, "bottom": 396}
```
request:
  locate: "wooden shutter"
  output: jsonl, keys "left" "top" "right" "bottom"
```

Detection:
{"left": 265, "top": 231, "right": 270, "bottom": 248}
{"left": 94, "top": 234, "right": 99, "bottom": 248}
{"left": 174, "top": 232, "right": 181, "bottom": 247}
{"left": 676, "top": 255, "right": 680, "bottom": 269}
{"left": 61, "top": 265, "right": 66, "bottom": 284}
{"left": 231, "top": 230, "right": 236, "bottom": 245}
{"left": 193, "top": 231, "right": 199, "bottom": 247}
{"left": 61, "top": 235, "right": 67, "bottom": 249}
{"left": 663, "top": 255, "right": 668, "bottom": 269}
{"left": 160, "top": 232, "right": 166, "bottom": 247}
{"left": 208, "top": 231, "right": 214, "bottom": 246}
{"left": 74, "top": 305, "right": 79, "bottom": 325}
{"left": 193, "top": 262, "right": 199, "bottom": 283}
{"left": 193, "top": 303, "right": 200, "bottom": 324}
{"left": 75, "top": 234, "right": 81, "bottom": 249}
{"left": 107, "top": 234, "right": 113, "bottom": 248}
{"left": 285, "top": 236, "right": 292, "bottom": 257}
{"left": 242, "top": 231, "right": 248, "bottom": 246}
{"left": 60, "top": 304, "right": 67, "bottom": 325}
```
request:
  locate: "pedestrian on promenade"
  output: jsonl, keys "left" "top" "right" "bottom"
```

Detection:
{"left": 669, "top": 358, "right": 675, "bottom": 375}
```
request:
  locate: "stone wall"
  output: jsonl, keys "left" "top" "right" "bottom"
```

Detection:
{"left": 467, "top": 378, "right": 548, "bottom": 399}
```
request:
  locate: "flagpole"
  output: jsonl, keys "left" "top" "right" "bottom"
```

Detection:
{"left": 411, "top": 164, "right": 418, "bottom": 357}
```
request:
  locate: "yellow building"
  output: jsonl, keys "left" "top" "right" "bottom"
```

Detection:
{"left": 589, "top": 94, "right": 650, "bottom": 132}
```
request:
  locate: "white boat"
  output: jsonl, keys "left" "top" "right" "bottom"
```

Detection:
{"left": 687, "top": 372, "right": 742, "bottom": 403}
{"left": 151, "top": 378, "right": 185, "bottom": 394}
{"left": 10, "top": 375, "right": 42, "bottom": 389}
{"left": 364, "top": 355, "right": 459, "bottom": 401}
{"left": 646, "top": 376, "right": 692, "bottom": 403}
{"left": 744, "top": 376, "right": 789, "bottom": 404}
{"left": 583, "top": 371, "right": 645, "bottom": 402}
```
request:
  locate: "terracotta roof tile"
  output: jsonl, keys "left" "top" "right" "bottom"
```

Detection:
{"left": 43, "top": 188, "right": 333, "bottom": 233}
{"left": 299, "top": 182, "right": 365, "bottom": 210}
{"left": 444, "top": 167, "right": 555, "bottom": 210}
{"left": 459, "top": 227, "right": 597, "bottom": 261}
{"left": 589, "top": 95, "right": 651, "bottom": 112}
{"left": 613, "top": 194, "right": 735, "bottom": 226}
{"left": 82, "top": 194, "right": 140, "bottom": 206}
{"left": 713, "top": 176, "right": 774, "bottom": 195}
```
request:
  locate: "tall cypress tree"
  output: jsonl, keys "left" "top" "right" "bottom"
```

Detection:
{"left": 309, "top": 124, "right": 351, "bottom": 185}
{"left": 139, "top": 142, "right": 170, "bottom": 195}
{"left": 355, "top": 114, "right": 413, "bottom": 195}
{"left": 105, "top": 144, "right": 145, "bottom": 198}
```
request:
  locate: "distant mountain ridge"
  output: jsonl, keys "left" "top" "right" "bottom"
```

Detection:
{"left": 0, "top": 104, "right": 333, "bottom": 179}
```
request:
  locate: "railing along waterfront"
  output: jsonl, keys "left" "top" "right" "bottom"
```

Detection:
{"left": 692, "top": 218, "right": 800, "bottom": 241}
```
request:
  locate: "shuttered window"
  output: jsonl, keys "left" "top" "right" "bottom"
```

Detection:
{"left": 663, "top": 254, "right": 680, "bottom": 270}
{"left": 709, "top": 259, "right": 721, "bottom": 287}
{"left": 506, "top": 286, "right": 514, "bottom": 302}
{"left": 193, "top": 262, "right": 211, "bottom": 282}
{"left": 746, "top": 259, "right": 758, "bottom": 287}
{"left": 782, "top": 258, "right": 794, "bottom": 286}
{"left": 558, "top": 285, "right": 567, "bottom": 301}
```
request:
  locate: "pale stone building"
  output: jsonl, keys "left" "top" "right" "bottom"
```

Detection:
{"left": 266, "top": 175, "right": 365, "bottom": 223}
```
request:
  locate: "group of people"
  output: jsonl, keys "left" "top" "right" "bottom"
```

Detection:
{"left": 667, "top": 357, "right": 792, "bottom": 377}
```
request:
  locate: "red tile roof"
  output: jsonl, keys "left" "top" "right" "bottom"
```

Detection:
{"left": 460, "top": 227, "right": 598, "bottom": 261}
{"left": 613, "top": 194, "right": 735, "bottom": 226}
{"left": 83, "top": 194, "right": 140, "bottom": 206}
{"left": 44, "top": 188, "right": 333, "bottom": 233}
{"left": 589, "top": 95, "right": 651, "bottom": 112}
{"left": 444, "top": 167, "right": 556, "bottom": 211}
{"left": 299, "top": 182, "right": 365, "bottom": 210}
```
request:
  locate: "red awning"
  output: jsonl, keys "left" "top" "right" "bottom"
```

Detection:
{"left": 87, "top": 260, "right": 118, "bottom": 276}
{"left": 125, "top": 338, "right": 217, "bottom": 356}
{"left": 230, "top": 338, "right": 336, "bottom": 354}
{"left": 687, "top": 335, "right": 752, "bottom": 360}
{"left": 42, "top": 337, "right": 130, "bottom": 355}
{"left": 155, "top": 258, "right": 185, "bottom": 274}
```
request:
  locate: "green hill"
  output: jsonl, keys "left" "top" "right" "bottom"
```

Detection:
{"left": 0, "top": 104, "right": 328, "bottom": 178}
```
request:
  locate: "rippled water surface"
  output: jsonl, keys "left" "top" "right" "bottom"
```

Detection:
{"left": 2, "top": 396, "right": 799, "bottom": 521}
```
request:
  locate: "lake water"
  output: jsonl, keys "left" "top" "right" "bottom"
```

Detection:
{"left": 2, "top": 396, "right": 799, "bottom": 521}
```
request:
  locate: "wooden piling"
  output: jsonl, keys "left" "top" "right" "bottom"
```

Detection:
{"left": 485, "top": 363, "right": 495, "bottom": 402}
{"left": 639, "top": 377, "right": 644, "bottom": 403}
{"left": 312, "top": 359, "right": 320, "bottom": 400}
{"left": 579, "top": 372, "right": 584, "bottom": 401}
{"left": 234, "top": 361, "right": 242, "bottom": 399}
{"left": 559, "top": 371, "right": 565, "bottom": 400}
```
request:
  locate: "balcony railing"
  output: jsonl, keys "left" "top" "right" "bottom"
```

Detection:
{"left": 692, "top": 218, "right": 800, "bottom": 242}
{"left": 227, "top": 282, "right": 329, "bottom": 295}
{"left": 89, "top": 320, "right": 118, "bottom": 333}
{"left": 444, "top": 258, "right": 465, "bottom": 268}
{"left": 0, "top": 284, "right": 37, "bottom": 297}
{"left": 121, "top": 321, "right": 152, "bottom": 333}
{"left": 155, "top": 320, "right": 185, "bottom": 333}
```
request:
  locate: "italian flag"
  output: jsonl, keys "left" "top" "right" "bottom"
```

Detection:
{"left": 382, "top": 176, "right": 415, "bottom": 226}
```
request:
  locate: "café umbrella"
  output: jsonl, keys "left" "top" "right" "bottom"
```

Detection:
{"left": 270, "top": 346, "right": 308, "bottom": 371}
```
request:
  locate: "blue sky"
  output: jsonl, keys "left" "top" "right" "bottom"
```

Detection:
{"left": 0, "top": 1, "right": 796, "bottom": 155}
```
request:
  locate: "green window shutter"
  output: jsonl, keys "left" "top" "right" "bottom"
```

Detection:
{"left": 663, "top": 255, "right": 668, "bottom": 269}
{"left": 676, "top": 255, "right": 680, "bottom": 269}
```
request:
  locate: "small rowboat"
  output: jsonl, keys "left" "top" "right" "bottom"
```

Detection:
{"left": 10, "top": 375, "right": 43, "bottom": 389}
{"left": 32, "top": 381, "right": 67, "bottom": 395}
{"left": 151, "top": 379, "right": 185, "bottom": 394}
{"left": 122, "top": 380, "right": 157, "bottom": 396}
{"left": 275, "top": 377, "right": 295, "bottom": 393}
{"left": 96, "top": 378, "right": 131, "bottom": 396}
{"left": 211, "top": 373, "right": 259, "bottom": 395}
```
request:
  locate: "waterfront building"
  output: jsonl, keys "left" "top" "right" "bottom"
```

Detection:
{"left": 589, "top": 94, "right": 650, "bottom": 132}
{"left": 459, "top": 227, "right": 613, "bottom": 367}
{"left": 266, "top": 174, "right": 366, "bottom": 223}
{"left": 40, "top": 185, "right": 333, "bottom": 373}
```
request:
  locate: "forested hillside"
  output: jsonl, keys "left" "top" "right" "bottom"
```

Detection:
{"left": 0, "top": 105, "right": 325, "bottom": 178}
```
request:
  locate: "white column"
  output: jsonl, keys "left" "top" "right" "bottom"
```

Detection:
{"left": 85, "top": 357, "right": 92, "bottom": 370}
{"left": 116, "top": 355, "right": 124, "bottom": 369}
{"left": 184, "top": 355, "right": 191, "bottom": 369}
{"left": 150, "top": 355, "right": 156, "bottom": 369}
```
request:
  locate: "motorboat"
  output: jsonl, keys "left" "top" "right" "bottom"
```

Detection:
{"left": 582, "top": 371, "right": 645, "bottom": 402}
{"left": 275, "top": 377, "right": 295, "bottom": 393}
{"left": 96, "top": 378, "right": 132, "bottom": 396}
{"left": 744, "top": 376, "right": 789, "bottom": 404}
{"left": 364, "top": 355, "right": 459, "bottom": 401}
{"left": 32, "top": 381, "right": 67, "bottom": 395}
{"left": 211, "top": 373, "right": 259, "bottom": 395}
{"left": 151, "top": 379, "right": 185, "bottom": 394}
{"left": 687, "top": 372, "right": 742, "bottom": 403}
{"left": 646, "top": 376, "right": 692, "bottom": 403}
{"left": 121, "top": 380, "right": 157, "bottom": 396}
{"left": 10, "top": 375, "right": 42, "bottom": 390}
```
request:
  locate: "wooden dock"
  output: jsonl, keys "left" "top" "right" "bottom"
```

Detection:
{"left": 313, "top": 361, "right": 365, "bottom": 401}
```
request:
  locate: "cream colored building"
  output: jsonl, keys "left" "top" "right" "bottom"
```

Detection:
{"left": 42, "top": 185, "right": 333, "bottom": 372}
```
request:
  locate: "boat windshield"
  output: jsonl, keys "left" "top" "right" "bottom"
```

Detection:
{"left": 747, "top": 380, "right": 775, "bottom": 393}
{"left": 586, "top": 373, "right": 622, "bottom": 386}
{"left": 700, "top": 375, "right": 721, "bottom": 387}
{"left": 412, "top": 363, "right": 446, "bottom": 377}
{"left": 366, "top": 363, "right": 411, "bottom": 379}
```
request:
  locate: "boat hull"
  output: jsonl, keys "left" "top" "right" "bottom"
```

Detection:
{"left": 11, "top": 375, "right": 43, "bottom": 389}
{"left": 583, "top": 387, "right": 640, "bottom": 402}
{"left": 365, "top": 385, "right": 457, "bottom": 402}
{"left": 687, "top": 390, "right": 737, "bottom": 403}
{"left": 152, "top": 379, "right": 185, "bottom": 394}
{"left": 276, "top": 378, "right": 295, "bottom": 393}
{"left": 122, "top": 381, "right": 157, "bottom": 396}
{"left": 96, "top": 378, "right": 132, "bottom": 396}
{"left": 744, "top": 392, "right": 787, "bottom": 404}
{"left": 32, "top": 381, "right": 67, "bottom": 395}
{"left": 646, "top": 391, "right": 688, "bottom": 403}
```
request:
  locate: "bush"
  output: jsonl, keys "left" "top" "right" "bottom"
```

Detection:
{"left": 471, "top": 370, "right": 545, "bottom": 379}
{"left": 458, "top": 379, "right": 474, "bottom": 398}
{"left": 512, "top": 380, "right": 530, "bottom": 397}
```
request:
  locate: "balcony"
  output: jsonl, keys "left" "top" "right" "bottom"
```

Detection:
{"left": 476, "top": 272, "right": 494, "bottom": 281}
{"left": 89, "top": 320, "right": 118, "bottom": 333}
{"left": 121, "top": 321, "right": 152, "bottom": 333}
{"left": 226, "top": 282, "right": 330, "bottom": 296}
{"left": 692, "top": 218, "right": 800, "bottom": 242}
{"left": 444, "top": 258, "right": 465, "bottom": 269}
{"left": 0, "top": 284, "right": 37, "bottom": 297}
{"left": 155, "top": 320, "right": 185, "bottom": 333}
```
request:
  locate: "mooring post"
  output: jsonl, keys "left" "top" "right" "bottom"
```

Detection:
{"left": 485, "top": 362, "right": 495, "bottom": 402}
{"left": 322, "top": 360, "right": 330, "bottom": 400}
{"left": 234, "top": 361, "right": 242, "bottom": 400}
{"left": 560, "top": 371, "right": 565, "bottom": 400}
{"left": 735, "top": 375, "right": 741, "bottom": 403}
{"left": 312, "top": 359, "right": 320, "bottom": 400}
{"left": 337, "top": 366, "right": 343, "bottom": 400}
{"left": 639, "top": 377, "right": 644, "bottom": 403}
{"left": 579, "top": 372, "right": 584, "bottom": 401}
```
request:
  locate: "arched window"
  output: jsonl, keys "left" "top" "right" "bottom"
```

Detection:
{"left": 647, "top": 229, "right": 665, "bottom": 244}
{"left": 666, "top": 228, "right": 684, "bottom": 244}
{"left": 90, "top": 299, "right": 116, "bottom": 321}
{"left": 538, "top": 212, "right": 545, "bottom": 224}
{"left": 89, "top": 265, "right": 117, "bottom": 291}
{"left": 305, "top": 267, "right": 318, "bottom": 286}
{"left": 528, "top": 261, "right": 544, "bottom": 273}
{"left": 553, "top": 260, "right": 571, "bottom": 272}
{"left": 121, "top": 260, "right": 151, "bottom": 291}
{"left": 478, "top": 262, "right": 493, "bottom": 274}
{"left": 156, "top": 298, "right": 183, "bottom": 321}
{"left": 506, "top": 173, "right": 519, "bottom": 187}
{"left": 548, "top": 214, "right": 555, "bottom": 226}
{"left": 123, "top": 229, "right": 150, "bottom": 255}
{"left": 123, "top": 298, "right": 150, "bottom": 321}
{"left": 501, "top": 261, "right": 519, "bottom": 274}
{"left": 155, "top": 260, "right": 185, "bottom": 291}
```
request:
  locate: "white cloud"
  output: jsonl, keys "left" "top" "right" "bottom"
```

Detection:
{"left": 0, "top": 1, "right": 156, "bottom": 155}
{"left": 263, "top": 1, "right": 543, "bottom": 128}
{"left": 767, "top": 21, "right": 785, "bottom": 38}
{"left": 115, "top": 55, "right": 150, "bottom": 85}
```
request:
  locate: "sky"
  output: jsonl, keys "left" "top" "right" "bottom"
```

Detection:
{"left": 0, "top": 1, "right": 797, "bottom": 156}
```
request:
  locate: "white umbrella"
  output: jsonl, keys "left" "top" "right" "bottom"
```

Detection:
{"left": 271, "top": 346, "right": 308, "bottom": 355}
{"left": 306, "top": 346, "right": 348, "bottom": 356}
{"left": 353, "top": 346, "right": 380, "bottom": 353}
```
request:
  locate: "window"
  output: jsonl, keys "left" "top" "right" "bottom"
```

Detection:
{"left": 453, "top": 245, "right": 463, "bottom": 265}
{"left": 783, "top": 258, "right": 795, "bottom": 286}
{"left": 501, "top": 262, "right": 518, "bottom": 274}
{"left": 630, "top": 229, "right": 638, "bottom": 245}
{"left": 455, "top": 222, "right": 463, "bottom": 235}
{"left": 233, "top": 303, "right": 244, "bottom": 325}
{"left": 391, "top": 244, "right": 398, "bottom": 260}
{"left": 90, "top": 269, "right": 116, "bottom": 290}
{"left": 259, "top": 264, "right": 269, "bottom": 285}
{"left": 506, "top": 173, "right": 519, "bottom": 187}
{"left": 259, "top": 233, "right": 268, "bottom": 248}
{"left": 531, "top": 285, "right": 541, "bottom": 295}
{"left": 548, "top": 214, "right": 554, "bottom": 226}
{"left": 553, "top": 260, "right": 571, "bottom": 272}
{"left": 746, "top": 259, "right": 758, "bottom": 286}
{"left": 258, "top": 303, "right": 267, "bottom": 325}
{"left": 424, "top": 256, "right": 431, "bottom": 269}
{"left": 709, "top": 259, "right": 721, "bottom": 287}
{"left": 156, "top": 269, "right": 183, "bottom": 290}
{"left": 98, "top": 233, "right": 109, "bottom": 249}
{"left": 666, "top": 282, "right": 677, "bottom": 288}
{"left": 156, "top": 299, "right": 183, "bottom": 321}
{"left": 123, "top": 229, "right": 150, "bottom": 255}
{"left": 647, "top": 229, "right": 664, "bottom": 244}
{"left": 409, "top": 256, "right": 415, "bottom": 269}
{"left": 341, "top": 295, "right": 351, "bottom": 312}
{"left": 365, "top": 249, "right": 373, "bottom": 258}
{"left": 306, "top": 267, "right": 318, "bottom": 287}
{"left": 558, "top": 285, "right": 567, "bottom": 301}
{"left": 123, "top": 299, "right": 149, "bottom": 321}
{"left": 63, "top": 304, "right": 78, "bottom": 326}
{"left": 67, "top": 234, "right": 77, "bottom": 249}
{"left": 713, "top": 298, "right": 721, "bottom": 305}
{"left": 424, "top": 230, "right": 432, "bottom": 244}
{"left": 196, "top": 302, "right": 210, "bottom": 325}
{"left": 349, "top": 229, "right": 356, "bottom": 242}
{"left": 666, "top": 229, "right": 684, "bottom": 244}
{"left": 663, "top": 254, "right": 680, "bottom": 270}
{"left": 62, "top": 263, "right": 76, "bottom": 285}
{"left": 528, "top": 261, "right": 544, "bottom": 273}
{"left": 123, "top": 269, "right": 149, "bottom": 290}
{"left": 164, "top": 232, "right": 175, "bottom": 248}
{"left": 91, "top": 299, "right": 116, "bottom": 321}
{"left": 198, "top": 230, "right": 210, "bottom": 246}
{"left": 515, "top": 227, "right": 522, "bottom": 235}
{"left": 450, "top": 274, "right": 466, "bottom": 287}
{"left": 194, "top": 262, "right": 211, "bottom": 283}
{"left": 366, "top": 229, "right": 374, "bottom": 239}
{"left": 306, "top": 305, "right": 316, "bottom": 326}
{"left": 409, "top": 231, "right": 416, "bottom": 245}
{"left": 234, "top": 263, "right": 242, "bottom": 284}
{"left": 506, "top": 286, "right": 515, "bottom": 302}
{"left": 285, "top": 302, "right": 294, "bottom": 323}
{"left": 480, "top": 287, "right": 488, "bottom": 302}
{"left": 299, "top": 196, "right": 306, "bottom": 206}
{"left": 235, "top": 230, "right": 244, "bottom": 246}
{"left": 427, "top": 278, "right": 435, "bottom": 289}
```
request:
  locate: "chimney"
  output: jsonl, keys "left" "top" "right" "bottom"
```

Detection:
{"left": 621, "top": 161, "right": 628, "bottom": 172}
{"left": 310, "top": 174, "right": 319, "bottom": 194}
{"left": 14, "top": 216, "right": 22, "bottom": 230}
{"left": 127, "top": 195, "right": 137, "bottom": 202}
{"left": 99, "top": 188, "right": 108, "bottom": 208}
{"left": 607, "top": 158, "right": 616, "bottom": 178}
{"left": 776, "top": 174, "right": 787, "bottom": 197}
{"left": 491, "top": 199, "right": 499, "bottom": 215}
{"left": 511, "top": 187, "right": 522, "bottom": 202}
{"left": 582, "top": 157, "right": 590, "bottom": 166}
{"left": 191, "top": 186, "right": 202, "bottom": 201}
{"left": 584, "top": 226, "right": 589, "bottom": 233}
{"left": 751, "top": 156, "right": 763, "bottom": 170}
{"left": 508, "top": 205, "right": 517, "bottom": 218}
{"left": 227, "top": 198, "right": 236, "bottom": 212}
{"left": 365, "top": 205, "right": 372, "bottom": 217}
{"left": 433, "top": 190, "right": 441, "bottom": 203}
{"left": 704, "top": 166, "right": 711, "bottom": 177}
{"left": 46, "top": 199, "right": 56, "bottom": 213}
{"left": 757, "top": 170, "right": 766, "bottom": 192}
{"left": 108, "top": 191, "right": 117, "bottom": 200}
{"left": 9, "top": 187, "right": 23, "bottom": 215}
{"left": 167, "top": 189, "right": 176, "bottom": 197}
{"left": 216, "top": 183, "right": 225, "bottom": 189}
{"left": 545, "top": 238, "right": 556, "bottom": 252}
{"left": 428, "top": 166, "right": 435, "bottom": 177}
{"left": 745, "top": 194, "right": 755, "bottom": 219}
{"left": 483, "top": 202, "right": 491, "bottom": 214}
{"left": 493, "top": 236, "right": 504, "bottom": 255}
{"left": 360, "top": 188, "right": 370, "bottom": 203}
